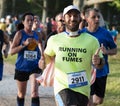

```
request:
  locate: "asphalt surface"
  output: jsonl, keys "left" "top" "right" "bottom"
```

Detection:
{"left": 0, "top": 62, "right": 56, "bottom": 106}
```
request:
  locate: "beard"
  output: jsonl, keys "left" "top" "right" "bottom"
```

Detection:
{"left": 65, "top": 21, "right": 79, "bottom": 31}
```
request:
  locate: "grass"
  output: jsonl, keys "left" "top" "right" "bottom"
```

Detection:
{"left": 100, "top": 34, "right": 120, "bottom": 106}
{"left": 4, "top": 34, "right": 120, "bottom": 106}
{"left": 4, "top": 54, "right": 17, "bottom": 65}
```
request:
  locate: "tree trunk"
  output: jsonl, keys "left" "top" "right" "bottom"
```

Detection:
{"left": 73, "top": 0, "right": 84, "bottom": 10}
{"left": 42, "top": 0, "right": 47, "bottom": 24}
{"left": 0, "top": 0, "right": 7, "bottom": 17}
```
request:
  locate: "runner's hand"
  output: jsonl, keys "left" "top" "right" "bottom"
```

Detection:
{"left": 100, "top": 43, "right": 107, "bottom": 55}
{"left": 92, "top": 48, "right": 101, "bottom": 65}
{"left": 38, "top": 56, "right": 45, "bottom": 70}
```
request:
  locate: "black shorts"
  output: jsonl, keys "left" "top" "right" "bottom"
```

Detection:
{"left": 14, "top": 67, "right": 42, "bottom": 81}
{"left": 55, "top": 89, "right": 88, "bottom": 106}
{"left": 90, "top": 75, "right": 107, "bottom": 98}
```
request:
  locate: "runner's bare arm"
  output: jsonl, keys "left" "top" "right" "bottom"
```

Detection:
{"left": 3, "top": 32, "right": 10, "bottom": 58}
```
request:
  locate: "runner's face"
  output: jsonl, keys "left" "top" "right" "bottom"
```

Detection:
{"left": 56, "top": 15, "right": 65, "bottom": 32}
{"left": 64, "top": 10, "right": 81, "bottom": 31}
{"left": 86, "top": 10, "right": 100, "bottom": 29}
{"left": 23, "top": 15, "right": 34, "bottom": 30}
{"left": 32, "top": 18, "right": 40, "bottom": 30}
{"left": 33, "top": 18, "right": 40, "bottom": 28}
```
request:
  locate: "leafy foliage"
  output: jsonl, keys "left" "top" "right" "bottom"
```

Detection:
{"left": 109, "top": 0, "right": 120, "bottom": 11}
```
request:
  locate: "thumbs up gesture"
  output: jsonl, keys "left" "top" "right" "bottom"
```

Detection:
{"left": 92, "top": 47, "right": 101, "bottom": 66}
{"left": 100, "top": 43, "right": 107, "bottom": 55}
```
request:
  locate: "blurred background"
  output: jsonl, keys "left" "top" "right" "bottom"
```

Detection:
{"left": 0, "top": 0, "right": 120, "bottom": 29}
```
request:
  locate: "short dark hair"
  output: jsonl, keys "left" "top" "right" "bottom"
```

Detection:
{"left": 22, "top": 12, "right": 34, "bottom": 21}
{"left": 85, "top": 8, "right": 99, "bottom": 18}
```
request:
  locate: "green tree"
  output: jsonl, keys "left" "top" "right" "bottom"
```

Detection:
{"left": 0, "top": 0, "right": 72, "bottom": 23}
{"left": 27, "top": 0, "right": 72, "bottom": 23}
{"left": 109, "top": 0, "right": 120, "bottom": 11}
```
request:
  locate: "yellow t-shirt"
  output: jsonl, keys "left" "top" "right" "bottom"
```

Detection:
{"left": 44, "top": 32, "right": 103, "bottom": 97}
{"left": 0, "top": 23, "right": 7, "bottom": 31}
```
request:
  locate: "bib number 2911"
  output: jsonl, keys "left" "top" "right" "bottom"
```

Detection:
{"left": 67, "top": 71, "right": 88, "bottom": 88}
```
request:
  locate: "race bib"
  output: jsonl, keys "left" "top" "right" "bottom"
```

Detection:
{"left": 67, "top": 71, "right": 88, "bottom": 88}
{"left": 24, "top": 50, "right": 37, "bottom": 60}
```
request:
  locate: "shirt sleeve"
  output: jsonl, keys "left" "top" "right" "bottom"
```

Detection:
{"left": 106, "top": 31, "right": 117, "bottom": 49}
{"left": 44, "top": 36, "right": 55, "bottom": 57}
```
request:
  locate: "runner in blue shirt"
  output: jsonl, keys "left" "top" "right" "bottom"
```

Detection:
{"left": 10, "top": 12, "right": 43, "bottom": 106}
{"left": 82, "top": 8, "right": 117, "bottom": 106}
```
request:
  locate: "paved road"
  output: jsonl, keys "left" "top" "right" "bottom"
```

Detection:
{"left": 0, "top": 62, "right": 56, "bottom": 106}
